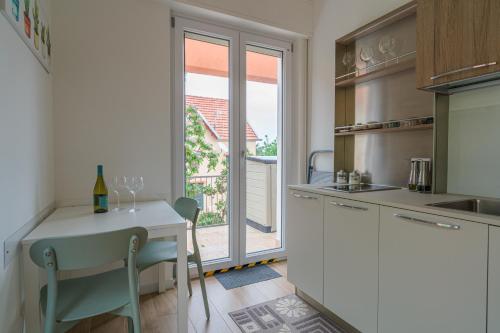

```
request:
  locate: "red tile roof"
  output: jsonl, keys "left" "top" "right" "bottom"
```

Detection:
{"left": 186, "top": 95, "right": 259, "bottom": 141}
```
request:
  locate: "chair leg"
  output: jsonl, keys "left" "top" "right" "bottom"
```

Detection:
{"left": 127, "top": 317, "right": 134, "bottom": 333}
{"left": 129, "top": 296, "right": 142, "bottom": 333}
{"left": 132, "top": 315, "right": 141, "bottom": 333}
{"left": 195, "top": 255, "right": 210, "bottom": 320}
{"left": 43, "top": 319, "right": 55, "bottom": 333}
{"left": 187, "top": 266, "right": 193, "bottom": 297}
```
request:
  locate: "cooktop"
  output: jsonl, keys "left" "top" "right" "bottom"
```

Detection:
{"left": 321, "top": 184, "right": 401, "bottom": 193}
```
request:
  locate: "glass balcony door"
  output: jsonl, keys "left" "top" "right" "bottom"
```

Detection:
{"left": 174, "top": 18, "right": 241, "bottom": 271}
{"left": 174, "top": 18, "right": 290, "bottom": 271}
{"left": 239, "top": 33, "right": 290, "bottom": 264}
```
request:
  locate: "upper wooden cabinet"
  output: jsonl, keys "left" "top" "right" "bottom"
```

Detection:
{"left": 416, "top": 0, "right": 500, "bottom": 90}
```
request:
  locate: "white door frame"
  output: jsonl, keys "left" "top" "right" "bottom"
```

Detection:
{"left": 238, "top": 32, "right": 291, "bottom": 264}
{"left": 173, "top": 17, "right": 291, "bottom": 271}
{"left": 173, "top": 17, "right": 240, "bottom": 272}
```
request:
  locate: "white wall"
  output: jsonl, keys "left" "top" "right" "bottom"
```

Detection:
{"left": 448, "top": 85, "right": 500, "bottom": 198}
{"left": 0, "top": 14, "right": 54, "bottom": 333}
{"left": 51, "top": 0, "right": 308, "bottom": 288}
{"left": 171, "top": 0, "right": 313, "bottom": 36}
{"left": 309, "top": 0, "right": 409, "bottom": 171}
{"left": 53, "top": 0, "right": 310, "bottom": 205}
{"left": 52, "top": 0, "right": 172, "bottom": 206}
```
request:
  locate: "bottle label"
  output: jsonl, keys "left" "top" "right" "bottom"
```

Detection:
{"left": 98, "top": 195, "right": 108, "bottom": 209}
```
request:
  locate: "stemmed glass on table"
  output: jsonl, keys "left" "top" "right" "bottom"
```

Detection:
{"left": 126, "top": 176, "right": 144, "bottom": 213}
{"left": 110, "top": 176, "right": 127, "bottom": 212}
{"left": 109, "top": 176, "right": 144, "bottom": 213}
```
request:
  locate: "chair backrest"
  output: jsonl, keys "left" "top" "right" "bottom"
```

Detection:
{"left": 30, "top": 227, "right": 148, "bottom": 271}
{"left": 174, "top": 197, "right": 202, "bottom": 256}
{"left": 174, "top": 197, "right": 200, "bottom": 225}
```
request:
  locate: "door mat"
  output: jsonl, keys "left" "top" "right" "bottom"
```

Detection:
{"left": 215, "top": 264, "right": 281, "bottom": 290}
{"left": 229, "top": 294, "right": 345, "bottom": 333}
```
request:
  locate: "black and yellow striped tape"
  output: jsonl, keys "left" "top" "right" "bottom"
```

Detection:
{"left": 204, "top": 258, "right": 281, "bottom": 277}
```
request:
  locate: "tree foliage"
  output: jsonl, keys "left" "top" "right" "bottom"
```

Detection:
{"left": 256, "top": 135, "right": 278, "bottom": 156}
{"left": 185, "top": 105, "right": 228, "bottom": 226}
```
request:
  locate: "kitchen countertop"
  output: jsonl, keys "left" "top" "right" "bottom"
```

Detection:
{"left": 289, "top": 184, "right": 500, "bottom": 227}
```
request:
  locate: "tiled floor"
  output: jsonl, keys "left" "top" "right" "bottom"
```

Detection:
{"left": 69, "top": 261, "right": 293, "bottom": 333}
{"left": 188, "top": 225, "right": 282, "bottom": 262}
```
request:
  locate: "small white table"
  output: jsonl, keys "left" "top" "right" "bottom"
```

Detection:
{"left": 22, "top": 201, "right": 188, "bottom": 333}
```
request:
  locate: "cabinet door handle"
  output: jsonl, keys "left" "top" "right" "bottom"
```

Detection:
{"left": 292, "top": 193, "right": 318, "bottom": 200}
{"left": 330, "top": 201, "right": 368, "bottom": 211}
{"left": 394, "top": 213, "right": 460, "bottom": 230}
{"left": 430, "top": 62, "right": 497, "bottom": 80}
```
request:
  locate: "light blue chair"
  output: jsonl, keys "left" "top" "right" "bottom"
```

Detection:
{"left": 30, "top": 227, "right": 148, "bottom": 333}
{"left": 137, "top": 197, "right": 210, "bottom": 319}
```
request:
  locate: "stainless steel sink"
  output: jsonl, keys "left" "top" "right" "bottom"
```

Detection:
{"left": 427, "top": 199, "right": 500, "bottom": 217}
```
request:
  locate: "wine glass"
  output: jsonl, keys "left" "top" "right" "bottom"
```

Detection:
{"left": 342, "top": 51, "right": 355, "bottom": 71}
{"left": 360, "top": 47, "right": 374, "bottom": 67}
{"left": 127, "top": 176, "right": 144, "bottom": 213}
{"left": 117, "top": 176, "right": 128, "bottom": 193}
{"left": 379, "top": 35, "right": 398, "bottom": 60}
{"left": 111, "top": 176, "right": 127, "bottom": 212}
{"left": 109, "top": 177, "right": 119, "bottom": 212}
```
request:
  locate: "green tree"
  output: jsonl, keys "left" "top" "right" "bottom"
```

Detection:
{"left": 256, "top": 135, "right": 278, "bottom": 156}
{"left": 184, "top": 105, "right": 228, "bottom": 226}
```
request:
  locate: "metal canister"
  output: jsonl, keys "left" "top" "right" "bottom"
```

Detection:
{"left": 336, "top": 170, "right": 348, "bottom": 184}
{"left": 349, "top": 170, "right": 361, "bottom": 185}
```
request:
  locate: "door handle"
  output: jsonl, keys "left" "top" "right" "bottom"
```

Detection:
{"left": 330, "top": 201, "right": 368, "bottom": 211}
{"left": 430, "top": 62, "right": 497, "bottom": 80}
{"left": 292, "top": 193, "right": 318, "bottom": 200}
{"left": 394, "top": 213, "right": 460, "bottom": 230}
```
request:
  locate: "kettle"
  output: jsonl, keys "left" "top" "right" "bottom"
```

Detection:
{"left": 416, "top": 158, "right": 432, "bottom": 193}
{"left": 409, "top": 158, "right": 432, "bottom": 193}
{"left": 408, "top": 159, "right": 419, "bottom": 191}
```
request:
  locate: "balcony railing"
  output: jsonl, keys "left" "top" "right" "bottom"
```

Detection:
{"left": 187, "top": 156, "right": 277, "bottom": 231}
{"left": 187, "top": 175, "right": 227, "bottom": 228}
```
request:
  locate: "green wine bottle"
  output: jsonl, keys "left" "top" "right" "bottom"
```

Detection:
{"left": 93, "top": 165, "right": 108, "bottom": 213}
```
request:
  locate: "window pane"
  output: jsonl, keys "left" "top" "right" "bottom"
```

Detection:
{"left": 245, "top": 44, "right": 283, "bottom": 254}
{"left": 184, "top": 32, "right": 230, "bottom": 262}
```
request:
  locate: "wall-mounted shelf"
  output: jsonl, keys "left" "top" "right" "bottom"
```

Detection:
{"left": 335, "top": 123, "right": 433, "bottom": 136}
{"left": 333, "top": 1, "right": 436, "bottom": 188}
{"left": 335, "top": 116, "right": 434, "bottom": 137}
{"left": 335, "top": 52, "right": 416, "bottom": 87}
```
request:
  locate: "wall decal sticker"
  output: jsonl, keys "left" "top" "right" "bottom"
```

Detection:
{"left": 1, "top": 0, "right": 51, "bottom": 72}
{"left": 11, "top": 0, "right": 18, "bottom": 21}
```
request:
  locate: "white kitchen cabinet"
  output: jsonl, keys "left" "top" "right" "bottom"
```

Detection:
{"left": 489, "top": 226, "right": 500, "bottom": 332}
{"left": 324, "top": 198, "right": 379, "bottom": 333}
{"left": 286, "top": 190, "right": 324, "bottom": 303}
{"left": 378, "top": 207, "right": 488, "bottom": 333}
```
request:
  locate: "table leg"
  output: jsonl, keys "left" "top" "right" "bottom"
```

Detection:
{"left": 23, "top": 243, "right": 42, "bottom": 333}
{"left": 158, "top": 262, "right": 167, "bottom": 293}
{"left": 176, "top": 228, "right": 188, "bottom": 333}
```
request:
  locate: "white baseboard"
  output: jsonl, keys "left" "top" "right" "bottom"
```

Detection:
{"left": 140, "top": 279, "right": 175, "bottom": 295}
{"left": 3, "top": 202, "right": 56, "bottom": 269}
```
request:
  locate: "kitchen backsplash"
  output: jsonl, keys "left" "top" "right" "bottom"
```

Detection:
{"left": 448, "top": 85, "right": 500, "bottom": 198}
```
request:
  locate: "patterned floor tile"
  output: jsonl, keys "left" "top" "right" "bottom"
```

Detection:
{"left": 229, "top": 294, "right": 344, "bottom": 333}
